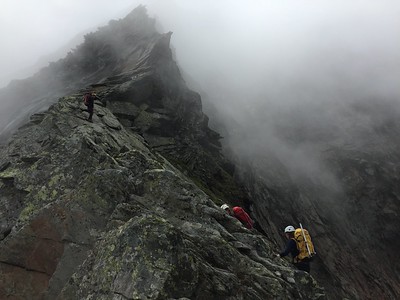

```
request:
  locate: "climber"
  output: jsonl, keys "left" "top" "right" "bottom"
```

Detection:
{"left": 83, "top": 91, "right": 100, "bottom": 122}
{"left": 221, "top": 204, "right": 254, "bottom": 229}
{"left": 277, "top": 225, "right": 314, "bottom": 273}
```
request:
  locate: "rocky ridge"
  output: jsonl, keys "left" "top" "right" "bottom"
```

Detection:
{"left": 0, "top": 6, "right": 324, "bottom": 300}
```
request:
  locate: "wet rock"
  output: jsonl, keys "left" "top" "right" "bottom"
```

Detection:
{"left": 102, "top": 115, "right": 122, "bottom": 130}
{"left": 0, "top": 6, "right": 324, "bottom": 300}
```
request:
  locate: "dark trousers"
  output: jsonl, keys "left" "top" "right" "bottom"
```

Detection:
{"left": 87, "top": 103, "right": 94, "bottom": 120}
{"left": 294, "top": 261, "right": 310, "bottom": 273}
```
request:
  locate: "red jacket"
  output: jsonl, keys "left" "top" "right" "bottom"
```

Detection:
{"left": 232, "top": 206, "right": 254, "bottom": 229}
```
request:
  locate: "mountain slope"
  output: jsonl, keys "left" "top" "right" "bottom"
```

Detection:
{"left": 226, "top": 99, "right": 400, "bottom": 299}
{"left": 0, "top": 6, "right": 324, "bottom": 300}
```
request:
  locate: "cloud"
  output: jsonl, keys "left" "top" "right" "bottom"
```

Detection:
{"left": 1, "top": 0, "right": 399, "bottom": 189}
{"left": 0, "top": 0, "right": 137, "bottom": 86}
{"left": 2, "top": 1, "right": 399, "bottom": 91}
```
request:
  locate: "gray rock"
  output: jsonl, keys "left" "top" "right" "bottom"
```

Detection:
{"left": 0, "top": 6, "right": 325, "bottom": 300}
{"left": 102, "top": 115, "right": 122, "bottom": 130}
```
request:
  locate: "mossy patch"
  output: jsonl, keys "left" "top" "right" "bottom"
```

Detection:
{"left": 19, "top": 202, "right": 38, "bottom": 222}
{"left": 34, "top": 186, "right": 52, "bottom": 202}
{"left": 48, "top": 173, "right": 65, "bottom": 187}
{"left": 0, "top": 168, "right": 18, "bottom": 179}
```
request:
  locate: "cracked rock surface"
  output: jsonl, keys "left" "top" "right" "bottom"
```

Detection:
{"left": 0, "top": 6, "right": 324, "bottom": 300}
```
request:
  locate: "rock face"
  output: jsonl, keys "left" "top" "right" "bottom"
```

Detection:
{"left": 230, "top": 100, "right": 400, "bottom": 299}
{"left": 0, "top": 7, "right": 324, "bottom": 300}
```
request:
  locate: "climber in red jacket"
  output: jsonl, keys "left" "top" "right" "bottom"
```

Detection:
{"left": 221, "top": 204, "right": 254, "bottom": 229}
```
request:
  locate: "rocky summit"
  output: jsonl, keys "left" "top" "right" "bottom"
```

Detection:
{"left": 0, "top": 6, "right": 324, "bottom": 300}
{"left": 2, "top": 5, "right": 400, "bottom": 300}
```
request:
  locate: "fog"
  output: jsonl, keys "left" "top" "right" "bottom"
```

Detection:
{"left": 1, "top": 0, "right": 400, "bottom": 186}
{"left": 3, "top": 1, "right": 399, "bottom": 92}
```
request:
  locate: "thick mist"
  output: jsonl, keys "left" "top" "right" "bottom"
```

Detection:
{"left": 1, "top": 0, "right": 400, "bottom": 188}
{"left": 0, "top": 0, "right": 137, "bottom": 87}
{"left": 161, "top": 1, "right": 400, "bottom": 190}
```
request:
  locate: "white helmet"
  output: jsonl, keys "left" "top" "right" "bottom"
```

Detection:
{"left": 221, "top": 204, "right": 230, "bottom": 210}
{"left": 284, "top": 225, "right": 295, "bottom": 233}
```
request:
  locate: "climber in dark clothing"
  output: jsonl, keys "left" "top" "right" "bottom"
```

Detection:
{"left": 84, "top": 91, "right": 100, "bottom": 122}
{"left": 277, "top": 225, "right": 310, "bottom": 273}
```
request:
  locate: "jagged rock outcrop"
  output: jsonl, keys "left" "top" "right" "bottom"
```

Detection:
{"left": 0, "top": 81, "right": 324, "bottom": 300}
{"left": 0, "top": 6, "right": 324, "bottom": 300}
{"left": 0, "top": 6, "right": 167, "bottom": 140}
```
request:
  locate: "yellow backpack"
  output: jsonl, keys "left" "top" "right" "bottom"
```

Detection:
{"left": 293, "top": 225, "right": 316, "bottom": 262}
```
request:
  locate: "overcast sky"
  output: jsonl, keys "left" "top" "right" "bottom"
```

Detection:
{"left": 1, "top": 0, "right": 400, "bottom": 188}
{"left": 2, "top": 0, "right": 399, "bottom": 126}
{"left": 0, "top": 0, "right": 135, "bottom": 86}
{"left": 1, "top": 1, "right": 399, "bottom": 92}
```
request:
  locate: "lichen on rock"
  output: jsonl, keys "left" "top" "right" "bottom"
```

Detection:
{"left": 0, "top": 6, "right": 325, "bottom": 300}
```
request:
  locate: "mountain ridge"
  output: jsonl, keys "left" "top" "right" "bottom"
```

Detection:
{"left": 0, "top": 6, "right": 325, "bottom": 299}
{"left": 1, "top": 5, "right": 399, "bottom": 299}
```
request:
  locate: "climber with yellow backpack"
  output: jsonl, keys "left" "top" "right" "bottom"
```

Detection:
{"left": 277, "top": 224, "right": 316, "bottom": 273}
